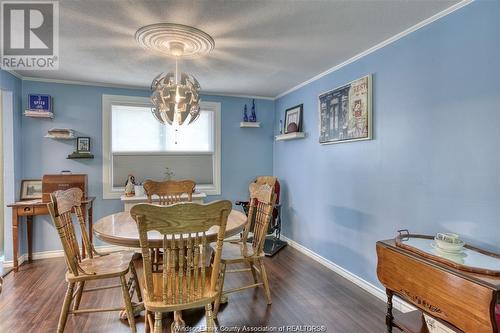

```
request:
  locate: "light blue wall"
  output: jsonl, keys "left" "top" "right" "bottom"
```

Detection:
{"left": 9, "top": 80, "right": 274, "bottom": 258}
{"left": 274, "top": 1, "right": 500, "bottom": 287}
{"left": 1, "top": 70, "right": 23, "bottom": 260}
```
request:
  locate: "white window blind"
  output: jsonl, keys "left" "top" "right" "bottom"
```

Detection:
{"left": 111, "top": 106, "right": 214, "bottom": 153}
{"left": 102, "top": 95, "right": 221, "bottom": 199}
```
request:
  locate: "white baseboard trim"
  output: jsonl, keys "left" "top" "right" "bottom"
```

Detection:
{"left": 5, "top": 237, "right": 415, "bottom": 313}
{"left": 281, "top": 235, "right": 415, "bottom": 313}
{"left": 3, "top": 245, "right": 129, "bottom": 268}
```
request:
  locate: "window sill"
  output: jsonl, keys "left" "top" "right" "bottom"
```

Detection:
{"left": 103, "top": 184, "right": 220, "bottom": 200}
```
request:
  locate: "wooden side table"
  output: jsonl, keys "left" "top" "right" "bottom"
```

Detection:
{"left": 377, "top": 238, "right": 500, "bottom": 333}
{"left": 7, "top": 197, "right": 95, "bottom": 272}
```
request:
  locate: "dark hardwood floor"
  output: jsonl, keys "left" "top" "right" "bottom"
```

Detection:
{"left": 0, "top": 246, "right": 389, "bottom": 332}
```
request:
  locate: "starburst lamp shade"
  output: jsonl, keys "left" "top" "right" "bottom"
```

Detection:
{"left": 151, "top": 71, "right": 201, "bottom": 125}
{"left": 136, "top": 23, "right": 214, "bottom": 126}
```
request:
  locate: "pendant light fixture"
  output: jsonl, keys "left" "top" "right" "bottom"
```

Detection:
{"left": 135, "top": 23, "right": 215, "bottom": 125}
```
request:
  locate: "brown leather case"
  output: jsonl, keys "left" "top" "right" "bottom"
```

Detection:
{"left": 42, "top": 174, "right": 88, "bottom": 202}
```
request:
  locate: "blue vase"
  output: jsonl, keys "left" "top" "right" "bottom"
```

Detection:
{"left": 250, "top": 99, "right": 257, "bottom": 122}
{"left": 243, "top": 104, "right": 248, "bottom": 122}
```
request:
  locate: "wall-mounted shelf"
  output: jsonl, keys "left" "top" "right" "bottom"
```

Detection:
{"left": 240, "top": 122, "right": 260, "bottom": 128}
{"left": 67, "top": 152, "right": 94, "bottom": 159}
{"left": 24, "top": 110, "right": 54, "bottom": 118}
{"left": 275, "top": 132, "right": 305, "bottom": 141}
{"left": 45, "top": 134, "right": 75, "bottom": 140}
{"left": 45, "top": 128, "right": 75, "bottom": 140}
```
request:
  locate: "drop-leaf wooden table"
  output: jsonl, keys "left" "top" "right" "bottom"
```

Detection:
{"left": 377, "top": 235, "right": 500, "bottom": 333}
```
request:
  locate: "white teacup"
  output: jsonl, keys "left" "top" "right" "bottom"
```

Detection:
{"left": 436, "top": 232, "right": 461, "bottom": 244}
{"left": 434, "top": 232, "right": 464, "bottom": 253}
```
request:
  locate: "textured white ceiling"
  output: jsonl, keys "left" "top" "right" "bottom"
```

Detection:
{"left": 14, "top": 0, "right": 460, "bottom": 98}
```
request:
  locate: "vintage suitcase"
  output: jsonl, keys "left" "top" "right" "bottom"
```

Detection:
{"left": 42, "top": 174, "right": 88, "bottom": 202}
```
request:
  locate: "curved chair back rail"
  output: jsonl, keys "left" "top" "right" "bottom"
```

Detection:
{"left": 142, "top": 179, "right": 196, "bottom": 205}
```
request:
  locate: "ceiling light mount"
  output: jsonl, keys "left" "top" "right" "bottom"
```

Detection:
{"left": 135, "top": 23, "right": 215, "bottom": 59}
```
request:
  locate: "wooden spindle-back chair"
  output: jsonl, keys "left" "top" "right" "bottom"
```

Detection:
{"left": 142, "top": 179, "right": 196, "bottom": 273}
{"left": 143, "top": 179, "right": 196, "bottom": 205}
{"left": 213, "top": 183, "right": 276, "bottom": 316}
{"left": 130, "top": 200, "right": 232, "bottom": 333}
{"left": 48, "top": 188, "right": 141, "bottom": 333}
{"left": 236, "top": 176, "right": 286, "bottom": 256}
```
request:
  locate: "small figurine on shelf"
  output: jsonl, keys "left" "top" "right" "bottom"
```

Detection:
{"left": 124, "top": 175, "right": 136, "bottom": 197}
{"left": 164, "top": 167, "right": 175, "bottom": 181}
{"left": 279, "top": 120, "right": 283, "bottom": 134}
{"left": 249, "top": 99, "right": 257, "bottom": 122}
{"left": 243, "top": 104, "right": 249, "bottom": 122}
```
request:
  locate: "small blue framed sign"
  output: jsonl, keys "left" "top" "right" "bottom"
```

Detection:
{"left": 28, "top": 94, "right": 52, "bottom": 112}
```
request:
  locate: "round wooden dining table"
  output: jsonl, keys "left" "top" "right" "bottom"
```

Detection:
{"left": 94, "top": 209, "right": 248, "bottom": 247}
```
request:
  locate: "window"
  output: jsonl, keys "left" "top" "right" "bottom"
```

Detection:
{"left": 102, "top": 95, "right": 221, "bottom": 199}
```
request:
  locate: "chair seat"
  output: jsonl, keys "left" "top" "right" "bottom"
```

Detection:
{"left": 212, "top": 241, "right": 262, "bottom": 264}
{"left": 142, "top": 267, "right": 217, "bottom": 312}
{"left": 66, "top": 250, "right": 135, "bottom": 282}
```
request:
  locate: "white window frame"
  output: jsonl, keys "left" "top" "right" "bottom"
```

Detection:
{"left": 102, "top": 94, "right": 221, "bottom": 199}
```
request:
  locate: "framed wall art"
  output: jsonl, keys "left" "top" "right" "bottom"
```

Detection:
{"left": 284, "top": 104, "right": 303, "bottom": 133}
{"left": 20, "top": 179, "right": 42, "bottom": 200}
{"left": 77, "top": 137, "right": 91, "bottom": 153}
{"left": 318, "top": 75, "right": 372, "bottom": 144}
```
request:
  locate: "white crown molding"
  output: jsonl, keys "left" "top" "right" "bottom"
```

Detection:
{"left": 17, "top": 75, "right": 151, "bottom": 91}
{"left": 281, "top": 235, "right": 416, "bottom": 314}
{"left": 201, "top": 91, "right": 275, "bottom": 101}
{"left": 7, "top": 73, "right": 275, "bottom": 100}
{"left": 4, "top": 69, "right": 23, "bottom": 80}
{"left": 274, "top": 0, "right": 474, "bottom": 99}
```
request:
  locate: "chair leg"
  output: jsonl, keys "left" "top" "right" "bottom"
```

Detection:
{"left": 205, "top": 303, "right": 215, "bottom": 333}
{"left": 146, "top": 310, "right": 155, "bottom": 333}
{"left": 213, "top": 262, "right": 226, "bottom": 316}
{"left": 120, "top": 275, "right": 137, "bottom": 333}
{"left": 144, "top": 310, "right": 151, "bottom": 333}
{"left": 72, "top": 281, "right": 85, "bottom": 312}
{"left": 57, "top": 282, "right": 75, "bottom": 333}
{"left": 172, "top": 311, "right": 186, "bottom": 333}
{"left": 130, "top": 262, "right": 143, "bottom": 302}
{"left": 248, "top": 261, "right": 258, "bottom": 283}
{"left": 154, "top": 312, "right": 162, "bottom": 333}
{"left": 258, "top": 259, "right": 272, "bottom": 305}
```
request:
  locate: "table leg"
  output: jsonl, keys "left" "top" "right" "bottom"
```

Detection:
{"left": 27, "top": 215, "right": 33, "bottom": 263}
{"left": 12, "top": 209, "right": 19, "bottom": 272}
{"left": 386, "top": 289, "right": 393, "bottom": 333}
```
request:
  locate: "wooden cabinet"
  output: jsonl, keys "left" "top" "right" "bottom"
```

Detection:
{"left": 42, "top": 174, "right": 88, "bottom": 202}
{"left": 377, "top": 239, "right": 499, "bottom": 333}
